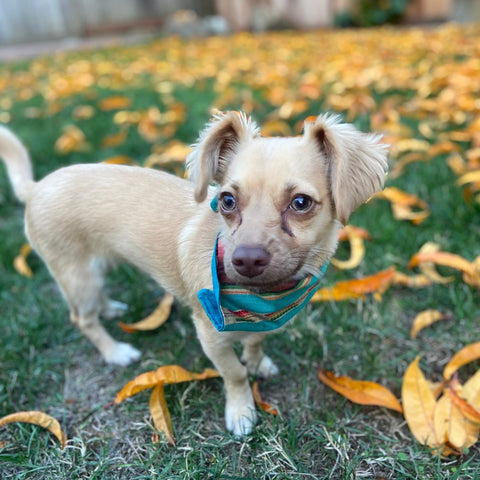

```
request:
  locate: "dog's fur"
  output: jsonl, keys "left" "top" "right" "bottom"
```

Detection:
{"left": 0, "top": 112, "right": 388, "bottom": 435}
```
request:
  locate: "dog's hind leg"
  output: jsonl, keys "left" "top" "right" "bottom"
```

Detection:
{"left": 241, "top": 333, "right": 279, "bottom": 378}
{"left": 50, "top": 258, "right": 141, "bottom": 366}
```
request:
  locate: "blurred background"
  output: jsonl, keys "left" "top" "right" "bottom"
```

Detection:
{"left": 1, "top": 0, "right": 478, "bottom": 59}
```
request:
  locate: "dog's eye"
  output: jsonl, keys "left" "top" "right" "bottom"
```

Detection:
{"left": 290, "top": 195, "right": 313, "bottom": 212}
{"left": 220, "top": 193, "right": 237, "bottom": 212}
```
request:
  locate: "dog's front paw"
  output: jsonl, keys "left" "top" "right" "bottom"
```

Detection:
{"left": 104, "top": 342, "right": 141, "bottom": 366}
{"left": 225, "top": 400, "right": 257, "bottom": 436}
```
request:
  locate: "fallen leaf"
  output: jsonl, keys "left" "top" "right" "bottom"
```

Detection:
{"left": 100, "top": 130, "right": 128, "bottom": 148}
{"left": 448, "top": 383, "right": 480, "bottom": 426}
{"left": 54, "top": 125, "right": 89, "bottom": 154}
{"left": 410, "top": 309, "right": 448, "bottom": 339}
{"left": 0, "top": 411, "right": 66, "bottom": 448}
{"left": 433, "top": 388, "right": 476, "bottom": 452}
{"left": 260, "top": 119, "right": 292, "bottom": 137}
{"left": 391, "top": 271, "right": 433, "bottom": 288}
{"left": 13, "top": 243, "right": 33, "bottom": 278}
{"left": 318, "top": 369, "right": 402, "bottom": 413}
{"left": 402, "top": 357, "right": 438, "bottom": 447}
{"left": 408, "top": 250, "right": 480, "bottom": 288}
{"left": 115, "top": 366, "right": 219, "bottom": 403}
{"left": 375, "top": 187, "right": 430, "bottom": 224}
{"left": 443, "top": 342, "right": 480, "bottom": 381}
{"left": 415, "top": 242, "right": 455, "bottom": 284}
{"left": 149, "top": 384, "right": 175, "bottom": 446}
{"left": 252, "top": 381, "right": 278, "bottom": 416}
{"left": 144, "top": 141, "right": 192, "bottom": 168}
{"left": 101, "top": 155, "right": 136, "bottom": 165}
{"left": 331, "top": 225, "right": 367, "bottom": 270}
{"left": 119, "top": 293, "right": 174, "bottom": 333}
{"left": 99, "top": 95, "right": 132, "bottom": 111}
{"left": 310, "top": 267, "right": 396, "bottom": 302}
{"left": 390, "top": 139, "right": 430, "bottom": 158}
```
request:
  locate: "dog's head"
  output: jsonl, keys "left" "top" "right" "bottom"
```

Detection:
{"left": 187, "top": 111, "right": 388, "bottom": 286}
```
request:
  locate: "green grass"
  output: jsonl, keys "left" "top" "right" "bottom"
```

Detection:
{"left": 1, "top": 25, "right": 480, "bottom": 479}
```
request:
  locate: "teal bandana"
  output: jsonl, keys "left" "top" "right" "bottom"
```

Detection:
{"left": 197, "top": 237, "right": 329, "bottom": 332}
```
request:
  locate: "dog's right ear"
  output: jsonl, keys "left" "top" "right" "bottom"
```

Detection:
{"left": 187, "top": 111, "right": 260, "bottom": 202}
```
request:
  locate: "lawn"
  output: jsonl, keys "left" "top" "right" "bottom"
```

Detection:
{"left": 1, "top": 23, "right": 480, "bottom": 479}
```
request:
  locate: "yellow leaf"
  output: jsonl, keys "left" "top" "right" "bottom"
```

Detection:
{"left": 331, "top": 225, "right": 367, "bottom": 270}
{"left": 0, "top": 411, "right": 66, "bottom": 448}
{"left": 101, "top": 155, "right": 136, "bottom": 165}
{"left": 457, "top": 170, "right": 480, "bottom": 187}
{"left": 260, "top": 119, "right": 292, "bottom": 137}
{"left": 54, "top": 125, "right": 89, "bottom": 155}
{"left": 410, "top": 309, "right": 448, "bottom": 339}
{"left": 119, "top": 293, "right": 174, "bottom": 333}
{"left": 144, "top": 141, "right": 192, "bottom": 168}
{"left": 390, "top": 139, "right": 430, "bottom": 158}
{"left": 415, "top": 242, "right": 454, "bottom": 284}
{"left": 72, "top": 105, "right": 95, "bottom": 120}
{"left": 13, "top": 243, "right": 33, "bottom": 278}
{"left": 402, "top": 357, "right": 438, "bottom": 447}
{"left": 311, "top": 267, "right": 395, "bottom": 302}
{"left": 149, "top": 384, "right": 175, "bottom": 446}
{"left": 391, "top": 271, "right": 433, "bottom": 288}
{"left": 100, "top": 130, "right": 128, "bottom": 148}
{"left": 462, "top": 369, "right": 480, "bottom": 412}
{"left": 99, "top": 95, "right": 131, "bottom": 111}
{"left": 376, "top": 187, "right": 430, "bottom": 224}
{"left": 433, "top": 390, "right": 473, "bottom": 451}
{"left": 318, "top": 369, "right": 402, "bottom": 413}
{"left": 443, "top": 342, "right": 480, "bottom": 381}
{"left": 115, "top": 366, "right": 219, "bottom": 403}
{"left": 408, "top": 250, "right": 480, "bottom": 287}
{"left": 252, "top": 381, "right": 278, "bottom": 416}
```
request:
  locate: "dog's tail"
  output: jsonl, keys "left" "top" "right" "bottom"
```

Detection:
{"left": 0, "top": 125, "right": 35, "bottom": 203}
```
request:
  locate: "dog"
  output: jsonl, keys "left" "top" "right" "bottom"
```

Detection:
{"left": 0, "top": 112, "right": 388, "bottom": 435}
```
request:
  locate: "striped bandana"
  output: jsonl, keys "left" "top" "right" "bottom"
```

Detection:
{"left": 198, "top": 237, "right": 329, "bottom": 332}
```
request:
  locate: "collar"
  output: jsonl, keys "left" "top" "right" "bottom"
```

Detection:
{"left": 197, "top": 236, "right": 329, "bottom": 332}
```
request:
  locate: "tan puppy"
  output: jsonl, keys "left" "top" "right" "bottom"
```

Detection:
{"left": 0, "top": 112, "right": 388, "bottom": 435}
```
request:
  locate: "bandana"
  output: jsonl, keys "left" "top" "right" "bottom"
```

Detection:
{"left": 197, "top": 237, "right": 329, "bottom": 332}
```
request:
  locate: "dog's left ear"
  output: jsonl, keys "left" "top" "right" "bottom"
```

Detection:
{"left": 187, "top": 111, "right": 260, "bottom": 202}
{"left": 304, "top": 115, "right": 389, "bottom": 225}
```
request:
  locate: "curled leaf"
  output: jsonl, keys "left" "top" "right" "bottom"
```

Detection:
{"left": 318, "top": 369, "right": 402, "bottom": 413}
{"left": 119, "top": 293, "right": 174, "bottom": 333}
{"left": 115, "top": 366, "right": 219, "bottom": 403}
{"left": 252, "top": 381, "right": 278, "bottom": 416}
{"left": 410, "top": 309, "right": 448, "bottom": 339}
{"left": 331, "top": 225, "right": 368, "bottom": 270}
{"left": 376, "top": 187, "right": 430, "bottom": 224}
{"left": 0, "top": 411, "right": 66, "bottom": 448}
{"left": 13, "top": 243, "right": 33, "bottom": 278}
{"left": 149, "top": 384, "right": 175, "bottom": 446}
{"left": 443, "top": 342, "right": 480, "bottom": 381}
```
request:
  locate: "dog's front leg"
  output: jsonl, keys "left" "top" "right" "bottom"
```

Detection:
{"left": 194, "top": 313, "right": 256, "bottom": 436}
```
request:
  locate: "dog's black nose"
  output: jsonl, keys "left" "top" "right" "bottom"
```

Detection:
{"left": 232, "top": 246, "right": 271, "bottom": 278}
